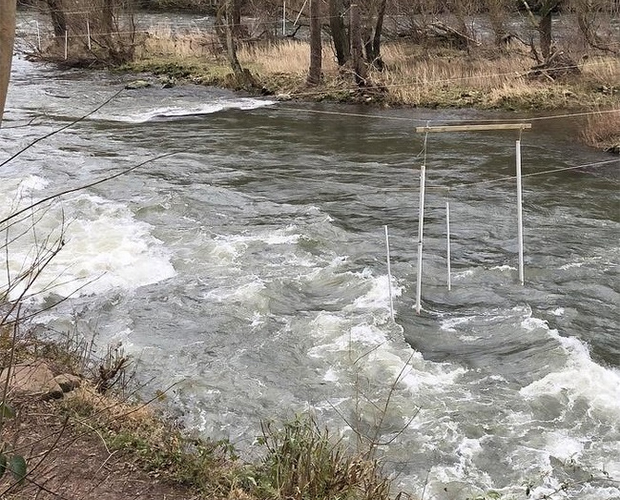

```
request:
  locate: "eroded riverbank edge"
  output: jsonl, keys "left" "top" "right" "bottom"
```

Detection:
{"left": 116, "top": 57, "right": 620, "bottom": 154}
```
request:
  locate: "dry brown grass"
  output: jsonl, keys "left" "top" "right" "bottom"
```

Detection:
{"left": 133, "top": 30, "right": 620, "bottom": 111}
{"left": 141, "top": 24, "right": 222, "bottom": 59}
{"left": 582, "top": 109, "right": 620, "bottom": 152}
{"left": 238, "top": 40, "right": 338, "bottom": 75}
{"left": 581, "top": 56, "right": 620, "bottom": 88}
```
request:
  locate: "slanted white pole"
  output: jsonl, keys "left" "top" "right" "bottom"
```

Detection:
{"left": 516, "top": 139, "right": 524, "bottom": 285}
{"left": 282, "top": 0, "right": 286, "bottom": 35}
{"left": 415, "top": 165, "right": 426, "bottom": 314}
{"left": 36, "top": 21, "right": 41, "bottom": 51}
{"left": 64, "top": 30, "right": 68, "bottom": 60}
{"left": 446, "top": 201, "right": 452, "bottom": 291}
{"left": 293, "top": 0, "right": 309, "bottom": 26}
{"left": 86, "top": 18, "right": 92, "bottom": 50}
{"left": 385, "top": 225, "right": 394, "bottom": 322}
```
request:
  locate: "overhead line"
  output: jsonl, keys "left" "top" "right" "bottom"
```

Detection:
{"left": 276, "top": 105, "right": 619, "bottom": 125}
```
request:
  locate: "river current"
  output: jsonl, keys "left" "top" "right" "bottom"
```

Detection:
{"left": 1, "top": 53, "right": 619, "bottom": 499}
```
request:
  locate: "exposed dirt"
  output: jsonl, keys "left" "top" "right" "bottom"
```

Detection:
{"left": 0, "top": 395, "right": 196, "bottom": 500}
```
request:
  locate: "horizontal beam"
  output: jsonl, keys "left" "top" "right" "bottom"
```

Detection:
{"left": 415, "top": 123, "right": 532, "bottom": 133}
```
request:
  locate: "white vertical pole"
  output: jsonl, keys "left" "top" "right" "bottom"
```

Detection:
{"left": 446, "top": 201, "right": 452, "bottom": 291}
{"left": 64, "top": 30, "right": 68, "bottom": 60}
{"left": 36, "top": 21, "right": 41, "bottom": 51}
{"left": 415, "top": 165, "right": 426, "bottom": 315}
{"left": 385, "top": 225, "right": 394, "bottom": 322}
{"left": 86, "top": 19, "right": 92, "bottom": 50}
{"left": 516, "top": 140, "right": 524, "bottom": 285}
{"left": 282, "top": 0, "right": 286, "bottom": 35}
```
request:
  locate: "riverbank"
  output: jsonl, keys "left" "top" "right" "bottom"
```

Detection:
{"left": 0, "top": 337, "right": 396, "bottom": 499}
{"left": 119, "top": 38, "right": 620, "bottom": 152}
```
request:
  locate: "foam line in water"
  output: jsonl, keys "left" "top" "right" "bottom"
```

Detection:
{"left": 99, "top": 98, "right": 277, "bottom": 123}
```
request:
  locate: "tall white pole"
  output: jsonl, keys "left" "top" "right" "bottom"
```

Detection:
{"left": 282, "top": 0, "right": 286, "bottom": 35}
{"left": 64, "top": 30, "right": 68, "bottom": 60}
{"left": 86, "top": 19, "right": 91, "bottom": 50}
{"left": 516, "top": 140, "right": 524, "bottom": 285}
{"left": 385, "top": 225, "right": 394, "bottom": 322}
{"left": 415, "top": 165, "right": 426, "bottom": 315}
{"left": 446, "top": 201, "right": 452, "bottom": 291}
{"left": 36, "top": 21, "right": 41, "bottom": 51}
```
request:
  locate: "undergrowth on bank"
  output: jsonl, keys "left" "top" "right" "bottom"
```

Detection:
{"left": 60, "top": 381, "right": 397, "bottom": 499}
{"left": 123, "top": 33, "right": 620, "bottom": 112}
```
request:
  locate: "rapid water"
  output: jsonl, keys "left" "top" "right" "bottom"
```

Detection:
{"left": 1, "top": 53, "right": 619, "bottom": 500}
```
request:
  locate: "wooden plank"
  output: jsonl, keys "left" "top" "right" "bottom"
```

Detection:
{"left": 415, "top": 123, "right": 532, "bottom": 133}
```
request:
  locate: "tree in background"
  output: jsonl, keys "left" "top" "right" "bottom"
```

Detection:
{"left": 0, "top": 0, "right": 16, "bottom": 126}
{"left": 572, "top": 0, "right": 620, "bottom": 54}
{"left": 45, "top": 0, "right": 67, "bottom": 40}
{"left": 329, "top": 0, "right": 350, "bottom": 66}
{"left": 485, "top": 0, "right": 514, "bottom": 47}
{"left": 216, "top": 0, "right": 255, "bottom": 88}
{"left": 38, "top": 0, "right": 137, "bottom": 65}
{"left": 360, "top": 0, "right": 387, "bottom": 70}
{"left": 520, "top": 0, "right": 564, "bottom": 61}
{"left": 306, "top": 0, "right": 321, "bottom": 85}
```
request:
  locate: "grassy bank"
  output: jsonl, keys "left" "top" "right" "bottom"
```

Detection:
{"left": 0, "top": 332, "right": 398, "bottom": 499}
{"left": 118, "top": 35, "right": 620, "bottom": 152}
{"left": 127, "top": 38, "right": 620, "bottom": 111}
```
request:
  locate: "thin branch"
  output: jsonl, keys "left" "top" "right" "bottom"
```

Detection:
{"left": 0, "top": 88, "right": 124, "bottom": 169}
{"left": 0, "top": 149, "right": 186, "bottom": 227}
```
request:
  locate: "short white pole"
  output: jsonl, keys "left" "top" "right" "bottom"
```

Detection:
{"left": 415, "top": 165, "right": 426, "bottom": 315}
{"left": 385, "top": 225, "right": 394, "bottom": 322}
{"left": 64, "top": 30, "right": 68, "bottom": 60}
{"left": 86, "top": 19, "right": 92, "bottom": 50}
{"left": 282, "top": 0, "right": 286, "bottom": 35}
{"left": 446, "top": 201, "right": 452, "bottom": 291}
{"left": 36, "top": 21, "right": 41, "bottom": 50}
{"left": 516, "top": 140, "right": 524, "bottom": 285}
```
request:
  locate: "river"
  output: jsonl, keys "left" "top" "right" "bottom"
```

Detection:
{"left": 1, "top": 53, "right": 619, "bottom": 500}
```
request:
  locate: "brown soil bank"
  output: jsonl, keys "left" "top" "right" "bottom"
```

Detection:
{"left": 0, "top": 350, "right": 396, "bottom": 500}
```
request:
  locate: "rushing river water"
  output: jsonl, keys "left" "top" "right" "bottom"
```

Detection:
{"left": 1, "top": 53, "right": 619, "bottom": 500}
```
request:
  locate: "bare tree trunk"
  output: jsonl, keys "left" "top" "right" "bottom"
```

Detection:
{"left": 329, "top": 0, "right": 350, "bottom": 66}
{"left": 102, "top": 0, "right": 114, "bottom": 33}
{"left": 0, "top": 0, "right": 16, "bottom": 126}
{"left": 487, "top": 0, "right": 509, "bottom": 46}
{"left": 539, "top": 8, "right": 552, "bottom": 60}
{"left": 350, "top": 3, "right": 366, "bottom": 85}
{"left": 370, "top": 0, "right": 386, "bottom": 70}
{"left": 46, "top": 0, "right": 67, "bottom": 40}
{"left": 307, "top": 0, "right": 322, "bottom": 85}
{"left": 219, "top": 0, "right": 254, "bottom": 88}
{"left": 225, "top": 0, "right": 244, "bottom": 77}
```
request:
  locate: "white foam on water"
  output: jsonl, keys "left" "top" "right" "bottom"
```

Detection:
{"left": 521, "top": 332, "right": 620, "bottom": 416}
{"left": 490, "top": 264, "right": 517, "bottom": 271}
{"left": 209, "top": 226, "right": 302, "bottom": 265}
{"left": 456, "top": 437, "right": 484, "bottom": 470}
{"left": 453, "top": 268, "right": 476, "bottom": 280}
{"left": 203, "top": 278, "right": 266, "bottom": 304}
{"left": 348, "top": 271, "right": 403, "bottom": 315}
{"left": 308, "top": 322, "right": 386, "bottom": 357}
{"left": 250, "top": 312, "right": 264, "bottom": 329}
{"left": 100, "top": 98, "right": 277, "bottom": 123}
{"left": 544, "top": 430, "right": 585, "bottom": 461}
{"left": 439, "top": 315, "right": 476, "bottom": 332}
{"left": 209, "top": 237, "right": 247, "bottom": 264}
{"left": 323, "top": 367, "right": 339, "bottom": 383}
{"left": 1, "top": 191, "right": 176, "bottom": 300}
{"left": 560, "top": 261, "right": 585, "bottom": 270}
